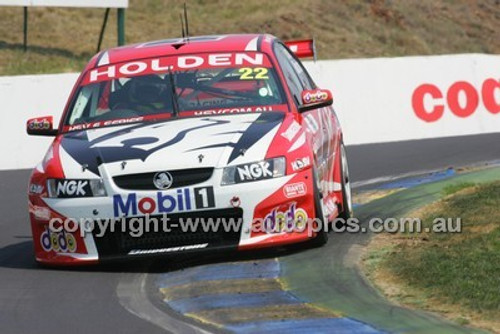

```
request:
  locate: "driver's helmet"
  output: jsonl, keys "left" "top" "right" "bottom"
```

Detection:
{"left": 127, "top": 75, "right": 169, "bottom": 109}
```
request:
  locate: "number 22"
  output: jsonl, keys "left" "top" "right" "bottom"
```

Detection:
{"left": 238, "top": 67, "right": 269, "bottom": 80}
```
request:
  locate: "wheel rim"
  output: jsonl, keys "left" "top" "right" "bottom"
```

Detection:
{"left": 341, "top": 144, "right": 353, "bottom": 215}
{"left": 314, "top": 168, "right": 328, "bottom": 223}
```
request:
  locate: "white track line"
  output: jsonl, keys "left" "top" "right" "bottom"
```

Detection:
{"left": 117, "top": 273, "right": 213, "bottom": 334}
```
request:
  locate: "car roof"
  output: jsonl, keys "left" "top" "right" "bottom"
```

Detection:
{"left": 89, "top": 34, "right": 278, "bottom": 68}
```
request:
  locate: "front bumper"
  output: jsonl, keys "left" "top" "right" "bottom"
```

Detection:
{"left": 29, "top": 168, "right": 318, "bottom": 265}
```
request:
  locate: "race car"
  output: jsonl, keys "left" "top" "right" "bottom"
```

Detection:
{"left": 26, "top": 34, "right": 353, "bottom": 265}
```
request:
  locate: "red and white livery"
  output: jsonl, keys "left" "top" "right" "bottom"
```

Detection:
{"left": 27, "top": 34, "right": 352, "bottom": 265}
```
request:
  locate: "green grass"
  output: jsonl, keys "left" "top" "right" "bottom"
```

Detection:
{"left": 442, "top": 182, "right": 476, "bottom": 196}
{"left": 1, "top": 0, "right": 500, "bottom": 75}
{"left": 386, "top": 181, "right": 500, "bottom": 314}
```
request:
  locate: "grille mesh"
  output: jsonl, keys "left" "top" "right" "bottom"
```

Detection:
{"left": 113, "top": 168, "right": 214, "bottom": 190}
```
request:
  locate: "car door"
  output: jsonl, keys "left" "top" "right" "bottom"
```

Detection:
{"left": 274, "top": 43, "right": 335, "bottom": 194}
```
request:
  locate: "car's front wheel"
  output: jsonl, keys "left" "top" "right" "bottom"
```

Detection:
{"left": 310, "top": 167, "right": 328, "bottom": 247}
{"left": 338, "top": 141, "right": 353, "bottom": 220}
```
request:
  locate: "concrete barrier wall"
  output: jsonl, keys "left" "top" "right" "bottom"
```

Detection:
{"left": 0, "top": 73, "right": 78, "bottom": 170}
{"left": 304, "top": 53, "right": 500, "bottom": 145}
{"left": 1, "top": 53, "right": 499, "bottom": 170}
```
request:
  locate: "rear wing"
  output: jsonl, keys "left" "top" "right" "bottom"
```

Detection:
{"left": 284, "top": 39, "right": 316, "bottom": 61}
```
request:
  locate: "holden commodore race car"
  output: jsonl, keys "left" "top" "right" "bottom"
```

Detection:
{"left": 27, "top": 34, "right": 353, "bottom": 265}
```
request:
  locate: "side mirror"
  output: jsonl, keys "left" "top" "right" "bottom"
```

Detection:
{"left": 26, "top": 116, "right": 58, "bottom": 136}
{"left": 298, "top": 89, "right": 333, "bottom": 113}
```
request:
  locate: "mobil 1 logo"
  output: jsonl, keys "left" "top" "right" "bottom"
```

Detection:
{"left": 194, "top": 186, "right": 215, "bottom": 209}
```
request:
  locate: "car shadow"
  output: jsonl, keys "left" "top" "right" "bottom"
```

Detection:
{"left": 0, "top": 238, "right": 317, "bottom": 274}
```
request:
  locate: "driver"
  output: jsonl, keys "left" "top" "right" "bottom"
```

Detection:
{"left": 123, "top": 74, "right": 173, "bottom": 113}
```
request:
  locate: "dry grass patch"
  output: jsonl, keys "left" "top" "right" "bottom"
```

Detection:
{"left": 362, "top": 181, "right": 500, "bottom": 333}
{"left": 1, "top": 0, "right": 499, "bottom": 75}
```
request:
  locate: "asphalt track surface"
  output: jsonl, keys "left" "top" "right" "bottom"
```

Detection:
{"left": 0, "top": 132, "right": 499, "bottom": 334}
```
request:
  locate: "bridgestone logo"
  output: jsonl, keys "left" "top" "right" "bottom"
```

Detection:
{"left": 127, "top": 243, "right": 208, "bottom": 255}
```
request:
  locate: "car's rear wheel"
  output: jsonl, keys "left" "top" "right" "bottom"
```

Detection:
{"left": 338, "top": 141, "right": 353, "bottom": 220}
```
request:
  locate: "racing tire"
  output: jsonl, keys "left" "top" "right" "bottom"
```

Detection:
{"left": 310, "top": 167, "right": 328, "bottom": 247}
{"left": 338, "top": 141, "right": 353, "bottom": 221}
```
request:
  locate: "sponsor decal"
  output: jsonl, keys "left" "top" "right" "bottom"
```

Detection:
{"left": 31, "top": 205, "right": 51, "bottom": 221}
{"left": 259, "top": 87, "right": 269, "bottom": 97}
{"left": 236, "top": 161, "right": 274, "bottom": 183}
{"left": 283, "top": 182, "right": 307, "bottom": 198}
{"left": 323, "top": 198, "right": 337, "bottom": 217}
{"left": 304, "top": 114, "right": 320, "bottom": 133}
{"left": 113, "top": 186, "right": 215, "bottom": 217}
{"left": 412, "top": 78, "right": 500, "bottom": 122}
{"left": 29, "top": 183, "right": 44, "bottom": 194}
{"left": 63, "top": 106, "right": 284, "bottom": 132}
{"left": 84, "top": 52, "right": 270, "bottom": 84}
{"left": 128, "top": 243, "right": 208, "bottom": 255}
{"left": 263, "top": 203, "right": 308, "bottom": 232}
{"left": 28, "top": 118, "right": 51, "bottom": 130}
{"left": 291, "top": 157, "right": 311, "bottom": 171}
{"left": 153, "top": 172, "right": 173, "bottom": 190}
{"left": 67, "top": 116, "right": 144, "bottom": 132}
{"left": 303, "top": 90, "right": 329, "bottom": 104}
{"left": 40, "top": 227, "right": 77, "bottom": 253}
{"left": 193, "top": 105, "right": 273, "bottom": 116}
{"left": 53, "top": 180, "right": 91, "bottom": 198}
{"left": 281, "top": 121, "right": 301, "bottom": 141}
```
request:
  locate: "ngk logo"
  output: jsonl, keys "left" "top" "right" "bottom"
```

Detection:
{"left": 236, "top": 162, "right": 273, "bottom": 182}
{"left": 412, "top": 78, "right": 500, "bottom": 122}
{"left": 56, "top": 180, "right": 89, "bottom": 197}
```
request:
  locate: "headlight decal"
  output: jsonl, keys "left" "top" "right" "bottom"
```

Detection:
{"left": 221, "top": 157, "right": 285, "bottom": 185}
{"left": 46, "top": 179, "right": 107, "bottom": 198}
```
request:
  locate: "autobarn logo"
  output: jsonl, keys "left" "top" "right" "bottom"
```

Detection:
{"left": 54, "top": 180, "right": 92, "bottom": 198}
{"left": 236, "top": 161, "right": 274, "bottom": 183}
{"left": 113, "top": 186, "right": 215, "bottom": 217}
{"left": 283, "top": 182, "right": 307, "bottom": 198}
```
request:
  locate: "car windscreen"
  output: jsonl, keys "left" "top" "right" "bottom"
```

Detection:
{"left": 64, "top": 52, "right": 286, "bottom": 132}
